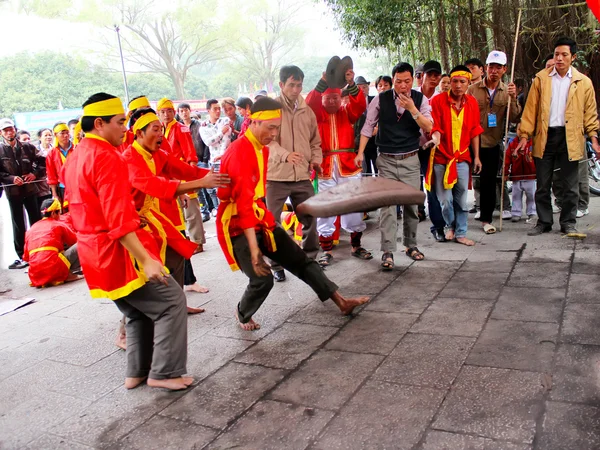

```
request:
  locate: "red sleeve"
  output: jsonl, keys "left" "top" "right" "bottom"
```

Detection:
{"left": 177, "top": 126, "right": 198, "bottom": 164}
{"left": 222, "top": 147, "right": 259, "bottom": 230}
{"left": 504, "top": 144, "right": 513, "bottom": 176}
{"left": 469, "top": 100, "right": 484, "bottom": 139}
{"left": 46, "top": 150, "right": 59, "bottom": 186}
{"left": 161, "top": 151, "right": 209, "bottom": 181}
{"left": 345, "top": 91, "right": 367, "bottom": 124}
{"left": 431, "top": 96, "right": 445, "bottom": 137}
{"left": 23, "top": 231, "right": 30, "bottom": 262}
{"left": 126, "top": 151, "right": 180, "bottom": 201}
{"left": 306, "top": 90, "right": 327, "bottom": 123}
{"left": 59, "top": 222, "right": 78, "bottom": 247}
{"left": 95, "top": 151, "right": 141, "bottom": 240}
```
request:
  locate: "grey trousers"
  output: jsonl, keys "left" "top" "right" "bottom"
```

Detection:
{"left": 232, "top": 226, "right": 338, "bottom": 323}
{"left": 266, "top": 180, "right": 319, "bottom": 271}
{"left": 114, "top": 280, "right": 188, "bottom": 379}
{"left": 552, "top": 153, "right": 589, "bottom": 210}
{"left": 63, "top": 244, "right": 81, "bottom": 273}
{"left": 182, "top": 197, "right": 206, "bottom": 245}
{"left": 377, "top": 153, "right": 421, "bottom": 251}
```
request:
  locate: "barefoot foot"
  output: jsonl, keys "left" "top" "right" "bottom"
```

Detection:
{"left": 65, "top": 273, "right": 84, "bottom": 283}
{"left": 455, "top": 237, "right": 475, "bottom": 246}
{"left": 235, "top": 312, "right": 261, "bottom": 331}
{"left": 147, "top": 377, "right": 192, "bottom": 391}
{"left": 332, "top": 292, "right": 370, "bottom": 315}
{"left": 185, "top": 283, "right": 209, "bottom": 293}
{"left": 445, "top": 230, "right": 455, "bottom": 241}
{"left": 115, "top": 333, "right": 127, "bottom": 351}
{"left": 182, "top": 376, "right": 195, "bottom": 386}
{"left": 187, "top": 306, "right": 206, "bottom": 314}
{"left": 125, "top": 376, "right": 147, "bottom": 389}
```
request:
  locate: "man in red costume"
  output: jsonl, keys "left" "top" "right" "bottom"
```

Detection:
{"left": 118, "top": 96, "right": 154, "bottom": 153}
{"left": 23, "top": 198, "right": 82, "bottom": 287}
{"left": 62, "top": 92, "right": 193, "bottom": 391}
{"left": 426, "top": 66, "right": 484, "bottom": 246}
{"left": 46, "top": 123, "right": 74, "bottom": 203}
{"left": 157, "top": 97, "right": 206, "bottom": 251}
{"left": 216, "top": 97, "right": 369, "bottom": 331}
{"left": 306, "top": 68, "right": 370, "bottom": 267}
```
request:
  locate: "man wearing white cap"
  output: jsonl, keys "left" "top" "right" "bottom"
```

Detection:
{"left": 467, "top": 50, "right": 521, "bottom": 234}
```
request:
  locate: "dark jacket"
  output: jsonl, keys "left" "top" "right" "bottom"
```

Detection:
{"left": 0, "top": 141, "right": 43, "bottom": 198}
{"left": 186, "top": 118, "right": 209, "bottom": 164}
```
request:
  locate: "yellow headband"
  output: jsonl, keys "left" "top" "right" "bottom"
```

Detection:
{"left": 249, "top": 109, "right": 282, "bottom": 121}
{"left": 157, "top": 98, "right": 174, "bottom": 111}
{"left": 53, "top": 123, "right": 69, "bottom": 135}
{"left": 72, "top": 120, "right": 82, "bottom": 146}
{"left": 133, "top": 112, "right": 161, "bottom": 134}
{"left": 128, "top": 96, "right": 151, "bottom": 112}
{"left": 42, "top": 198, "right": 62, "bottom": 214}
{"left": 450, "top": 70, "right": 472, "bottom": 81}
{"left": 82, "top": 97, "right": 125, "bottom": 117}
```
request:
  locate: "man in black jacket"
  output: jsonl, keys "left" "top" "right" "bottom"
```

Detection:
{"left": 0, "top": 119, "right": 43, "bottom": 269}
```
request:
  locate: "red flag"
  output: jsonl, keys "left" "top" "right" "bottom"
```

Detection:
{"left": 588, "top": 0, "right": 600, "bottom": 22}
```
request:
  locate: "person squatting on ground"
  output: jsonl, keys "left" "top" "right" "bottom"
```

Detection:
{"left": 306, "top": 66, "right": 371, "bottom": 267}
{"left": 23, "top": 198, "right": 82, "bottom": 287}
{"left": 62, "top": 92, "right": 193, "bottom": 391}
{"left": 425, "top": 66, "right": 484, "bottom": 246}
{"left": 216, "top": 97, "right": 369, "bottom": 331}
{"left": 356, "top": 62, "right": 434, "bottom": 270}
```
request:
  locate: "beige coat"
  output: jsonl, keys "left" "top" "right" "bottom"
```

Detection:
{"left": 267, "top": 94, "right": 322, "bottom": 182}
{"left": 519, "top": 66, "right": 598, "bottom": 161}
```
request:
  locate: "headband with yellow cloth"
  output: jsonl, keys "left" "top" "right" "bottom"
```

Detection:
{"left": 156, "top": 98, "right": 174, "bottom": 111}
{"left": 450, "top": 70, "right": 472, "bottom": 81}
{"left": 82, "top": 97, "right": 125, "bottom": 117}
{"left": 249, "top": 109, "right": 282, "bottom": 121}
{"left": 128, "top": 96, "right": 151, "bottom": 113}
{"left": 53, "top": 123, "right": 69, "bottom": 135}
{"left": 133, "top": 112, "right": 161, "bottom": 133}
{"left": 42, "top": 198, "right": 62, "bottom": 214}
{"left": 72, "top": 120, "right": 82, "bottom": 146}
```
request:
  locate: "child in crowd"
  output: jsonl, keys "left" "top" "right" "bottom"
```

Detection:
{"left": 505, "top": 134, "right": 537, "bottom": 223}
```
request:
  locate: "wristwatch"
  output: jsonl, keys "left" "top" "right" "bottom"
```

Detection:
{"left": 412, "top": 111, "right": 420, "bottom": 120}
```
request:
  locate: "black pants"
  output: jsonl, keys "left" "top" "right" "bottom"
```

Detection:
{"left": 535, "top": 127, "right": 578, "bottom": 228}
{"left": 362, "top": 148, "right": 378, "bottom": 175}
{"left": 479, "top": 145, "right": 501, "bottom": 223}
{"left": 8, "top": 195, "right": 41, "bottom": 259}
{"left": 232, "top": 227, "right": 338, "bottom": 323}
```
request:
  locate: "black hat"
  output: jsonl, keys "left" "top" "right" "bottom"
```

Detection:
{"left": 326, "top": 55, "right": 354, "bottom": 89}
{"left": 422, "top": 60, "right": 442, "bottom": 74}
{"left": 354, "top": 75, "right": 369, "bottom": 85}
{"left": 415, "top": 64, "right": 425, "bottom": 74}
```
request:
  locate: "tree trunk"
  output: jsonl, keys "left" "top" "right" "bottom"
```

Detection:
{"left": 437, "top": 0, "right": 449, "bottom": 71}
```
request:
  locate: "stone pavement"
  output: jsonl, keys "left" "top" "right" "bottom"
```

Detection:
{"left": 0, "top": 195, "right": 599, "bottom": 449}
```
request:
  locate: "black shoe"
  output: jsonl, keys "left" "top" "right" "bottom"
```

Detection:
{"left": 202, "top": 215, "right": 210, "bottom": 222}
{"left": 561, "top": 226, "right": 585, "bottom": 238}
{"left": 527, "top": 224, "right": 552, "bottom": 236}
{"left": 431, "top": 229, "right": 446, "bottom": 242}
{"left": 273, "top": 269, "right": 286, "bottom": 282}
{"left": 8, "top": 259, "right": 27, "bottom": 269}
{"left": 469, "top": 207, "right": 478, "bottom": 214}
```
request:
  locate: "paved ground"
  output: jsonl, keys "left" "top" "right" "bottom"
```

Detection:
{"left": 0, "top": 194, "right": 599, "bottom": 449}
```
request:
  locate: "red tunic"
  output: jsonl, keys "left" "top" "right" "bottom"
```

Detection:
{"left": 117, "top": 129, "right": 173, "bottom": 154}
{"left": 122, "top": 142, "right": 209, "bottom": 261}
{"left": 23, "top": 218, "right": 77, "bottom": 287}
{"left": 306, "top": 88, "right": 366, "bottom": 179}
{"left": 504, "top": 137, "right": 536, "bottom": 181}
{"left": 46, "top": 145, "right": 74, "bottom": 186}
{"left": 62, "top": 134, "right": 162, "bottom": 300}
{"left": 425, "top": 92, "right": 483, "bottom": 190}
{"left": 164, "top": 120, "right": 198, "bottom": 164}
{"left": 216, "top": 129, "right": 276, "bottom": 271}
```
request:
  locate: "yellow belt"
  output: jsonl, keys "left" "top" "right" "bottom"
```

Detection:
{"left": 29, "top": 246, "right": 71, "bottom": 269}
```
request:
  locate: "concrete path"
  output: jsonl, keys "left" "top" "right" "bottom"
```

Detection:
{"left": 0, "top": 195, "right": 599, "bottom": 449}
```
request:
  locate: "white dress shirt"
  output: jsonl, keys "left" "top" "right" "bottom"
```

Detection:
{"left": 548, "top": 66, "right": 572, "bottom": 127}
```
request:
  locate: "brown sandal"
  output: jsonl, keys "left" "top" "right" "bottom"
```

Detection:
{"left": 381, "top": 252, "right": 394, "bottom": 271}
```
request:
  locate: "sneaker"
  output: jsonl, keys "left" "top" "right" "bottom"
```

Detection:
{"left": 528, "top": 224, "right": 552, "bottom": 236}
{"left": 576, "top": 208, "right": 589, "bottom": 218}
{"left": 8, "top": 259, "right": 28, "bottom": 269}
{"left": 273, "top": 269, "right": 286, "bottom": 282}
{"left": 525, "top": 215, "right": 535, "bottom": 224}
{"left": 502, "top": 210, "right": 512, "bottom": 220}
{"left": 511, "top": 216, "right": 521, "bottom": 222}
{"left": 552, "top": 204, "right": 561, "bottom": 214}
{"left": 211, "top": 209, "right": 218, "bottom": 218}
{"left": 474, "top": 211, "right": 481, "bottom": 220}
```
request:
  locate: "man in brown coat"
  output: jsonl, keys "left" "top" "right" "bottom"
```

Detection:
{"left": 266, "top": 65, "right": 323, "bottom": 282}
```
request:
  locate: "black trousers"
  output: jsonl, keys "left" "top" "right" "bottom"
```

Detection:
{"left": 8, "top": 195, "right": 41, "bottom": 259}
{"left": 362, "top": 148, "right": 378, "bottom": 175}
{"left": 232, "top": 227, "right": 338, "bottom": 323}
{"left": 535, "top": 128, "right": 578, "bottom": 228}
{"left": 479, "top": 145, "right": 501, "bottom": 224}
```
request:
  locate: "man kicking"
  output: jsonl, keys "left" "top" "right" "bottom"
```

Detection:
{"left": 216, "top": 97, "right": 369, "bottom": 331}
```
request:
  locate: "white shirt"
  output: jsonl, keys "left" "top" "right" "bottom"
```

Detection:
{"left": 199, "top": 117, "right": 232, "bottom": 163}
{"left": 549, "top": 66, "right": 572, "bottom": 127}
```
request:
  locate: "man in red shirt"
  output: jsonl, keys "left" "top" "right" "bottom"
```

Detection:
{"left": 62, "top": 92, "right": 192, "bottom": 391}
{"left": 46, "top": 123, "right": 74, "bottom": 203}
{"left": 217, "top": 97, "right": 369, "bottom": 331}
{"left": 426, "top": 66, "right": 484, "bottom": 246}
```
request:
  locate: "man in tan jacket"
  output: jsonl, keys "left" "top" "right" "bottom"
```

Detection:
{"left": 266, "top": 65, "right": 323, "bottom": 282}
{"left": 517, "top": 37, "right": 599, "bottom": 237}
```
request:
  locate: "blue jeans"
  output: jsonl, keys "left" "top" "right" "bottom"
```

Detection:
{"left": 434, "top": 162, "right": 469, "bottom": 238}
{"left": 197, "top": 162, "right": 216, "bottom": 214}
{"left": 419, "top": 150, "right": 445, "bottom": 233}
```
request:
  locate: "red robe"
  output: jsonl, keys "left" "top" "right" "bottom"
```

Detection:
{"left": 23, "top": 218, "right": 77, "bottom": 287}
{"left": 46, "top": 145, "right": 74, "bottom": 186}
{"left": 216, "top": 129, "right": 276, "bottom": 271}
{"left": 306, "top": 88, "right": 366, "bottom": 179}
{"left": 164, "top": 120, "right": 198, "bottom": 164}
{"left": 426, "top": 92, "right": 484, "bottom": 190}
{"left": 62, "top": 134, "right": 162, "bottom": 300}
{"left": 504, "top": 138, "right": 536, "bottom": 181}
{"left": 122, "top": 141, "right": 209, "bottom": 261}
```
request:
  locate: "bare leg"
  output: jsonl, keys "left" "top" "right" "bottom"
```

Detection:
{"left": 330, "top": 291, "right": 370, "bottom": 316}
{"left": 445, "top": 229, "right": 455, "bottom": 241}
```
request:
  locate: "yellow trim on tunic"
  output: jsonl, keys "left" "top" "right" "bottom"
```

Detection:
{"left": 29, "top": 246, "right": 71, "bottom": 269}
{"left": 442, "top": 107, "right": 465, "bottom": 189}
